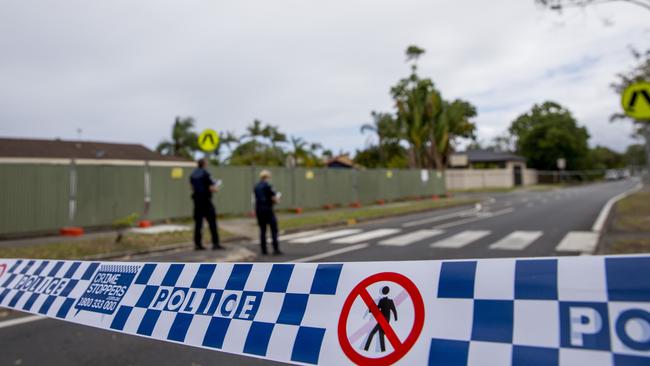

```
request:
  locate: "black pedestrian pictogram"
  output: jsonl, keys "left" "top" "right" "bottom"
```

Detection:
{"left": 202, "top": 133, "right": 215, "bottom": 145}
{"left": 626, "top": 89, "right": 650, "bottom": 113}
{"left": 364, "top": 286, "right": 398, "bottom": 352}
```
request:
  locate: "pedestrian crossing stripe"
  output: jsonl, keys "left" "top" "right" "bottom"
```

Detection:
{"left": 290, "top": 229, "right": 362, "bottom": 244}
{"left": 489, "top": 231, "right": 543, "bottom": 251}
{"left": 1, "top": 256, "right": 649, "bottom": 365}
{"left": 331, "top": 229, "right": 401, "bottom": 244}
{"left": 430, "top": 230, "right": 491, "bottom": 248}
{"left": 379, "top": 230, "right": 444, "bottom": 246}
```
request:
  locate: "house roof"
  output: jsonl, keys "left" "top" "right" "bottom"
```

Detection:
{"left": 0, "top": 137, "right": 190, "bottom": 162}
{"left": 462, "top": 149, "right": 526, "bottom": 163}
{"left": 326, "top": 155, "right": 355, "bottom": 168}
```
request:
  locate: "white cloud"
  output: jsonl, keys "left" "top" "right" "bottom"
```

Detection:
{"left": 0, "top": 0, "right": 647, "bottom": 154}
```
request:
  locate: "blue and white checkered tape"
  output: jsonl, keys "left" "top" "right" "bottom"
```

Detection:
{"left": 0, "top": 255, "right": 648, "bottom": 365}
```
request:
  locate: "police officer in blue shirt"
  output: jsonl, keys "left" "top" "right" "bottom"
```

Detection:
{"left": 190, "top": 158, "right": 222, "bottom": 250}
{"left": 253, "top": 170, "right": 282, "bottom": 255}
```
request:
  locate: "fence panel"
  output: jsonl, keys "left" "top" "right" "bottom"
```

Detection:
{"left": 75, "top": 165, "right": 145, "bottom": 227}
{"left": 0, "top": 164, "right": 69, "bottom": 236}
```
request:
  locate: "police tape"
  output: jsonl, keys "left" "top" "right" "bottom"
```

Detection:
{"left": 0, "top": 255, "right": 649, "bottom": 365}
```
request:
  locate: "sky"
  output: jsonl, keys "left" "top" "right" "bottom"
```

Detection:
{"left": 0, "top": 0, "right": 648, "bottom": 155}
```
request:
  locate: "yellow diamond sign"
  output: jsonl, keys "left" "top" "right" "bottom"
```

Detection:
{"left": 622, "top": 82, "right": 650, "bottom": 120}
{"left": 198, "top": 129, "right": 220, "bottom": 152}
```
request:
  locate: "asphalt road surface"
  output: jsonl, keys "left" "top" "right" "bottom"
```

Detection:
{"left": 0, "top": 179, "right": 640, "bottom": 366}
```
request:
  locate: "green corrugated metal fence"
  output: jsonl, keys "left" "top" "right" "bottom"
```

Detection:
{"left": 0, "top": 163, "right": 446, "bottom": 236}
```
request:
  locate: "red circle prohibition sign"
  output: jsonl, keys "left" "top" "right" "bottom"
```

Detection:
{"left": 338, "top": 272, "right": 425, "bottom": 365}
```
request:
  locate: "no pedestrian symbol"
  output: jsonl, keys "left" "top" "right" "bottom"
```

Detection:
{"left": 338, "top": 272, "right": 425, "bottom": 365}
{"left": 622, "top": 82, "right": 650, "bottom": 120}
{"left": 198, "top": 129, "right": 220, "bottom": 152}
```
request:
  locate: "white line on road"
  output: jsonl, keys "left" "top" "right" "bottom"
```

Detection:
{"left": 592, "top": 182, "right": 643, "bottom": 232}
{"left": 401, "top": 207, "right": 479, "bottom": 228}
{"left": 489, "top": 231, "right": 543, "bottom": 250}
{"left": 555, "top": 231, "right": 600, "bottom": 254}
{"left": 290, "top": 229, "right": 362, "bottom": 244}
{"left": 430, "top": 230, "right": 492, "bottom": 248}
{"left": 331, "top": 229, "right": 401, "bottom": 244}
{"left": 433, "top": 208, "right": 514, "bottom": 229}
{"left": 280, "top": 230, "right": 324, "bottom": 241}
{"left": 378, "top": 229, "right": 445, "bottom": 246}
{"left": 289, "top": 243, "right": 370, "bottom": 263}
{"left": 0, "top": 315, "right": 44, "bottom": 329}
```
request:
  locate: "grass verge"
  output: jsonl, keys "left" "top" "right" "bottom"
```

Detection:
{"left": 0, "top": 229, "right": 234, "bottom": 260}
{"left": 279, "top": 198, "right": 477, "bottom": 232}
{"left": 612, "top": 189, "right": 650, "bottom": 232}
{"left": 609, "top": 238, "right": 650, "bottom": 254}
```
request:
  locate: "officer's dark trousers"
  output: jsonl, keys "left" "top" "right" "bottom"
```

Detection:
{"left": 256, "top": 209, "right": 279, "bottom": 254}
{"left": 193, "top": 199, "right": 220, "bottom": 248}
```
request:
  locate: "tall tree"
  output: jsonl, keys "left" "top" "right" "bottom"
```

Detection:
{"left": 390, "top": 45, "right": 477, "bottom": 170}
{"left": 360, "top": 111, "right": 402, "bottom": 165}
{"left": 610, "top": 49, "right": 650, "bottom": 170}
{"left": 509, "top": 101, "right": 591, "bottom": 170}
{"left": 155, "top": 116, "right": 199, "bottom": 159}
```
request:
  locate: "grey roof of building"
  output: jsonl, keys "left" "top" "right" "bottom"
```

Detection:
{"left": 0, "top": 137, "right": 190, "bottom": 162}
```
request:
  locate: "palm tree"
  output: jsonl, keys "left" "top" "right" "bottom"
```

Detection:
{"left": 156, "top": 116, "right": 199, "bottom": 159}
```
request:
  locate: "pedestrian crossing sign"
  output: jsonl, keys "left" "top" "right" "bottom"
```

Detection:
{"left": 198, "top": 129, "right": 220, "bottom": 152}
{"left": 621, "top": 81, "right": 650, "bottom": 120}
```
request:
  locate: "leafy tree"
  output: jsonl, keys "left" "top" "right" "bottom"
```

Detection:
{"left": 589, "top": 146, "right": 625, "bottom": 169}
{"left": 624, "top": 144, "right": 648, "bottom": 166}
{"left": 509, "top": 101, "right": 591, "bottom": 170}
{"left": 156, "top": 116, "right": 199, "bottom": 159}
{"left": 390, "top": 45, "right": 477, "bottom": 170}
{"left": 354, "top": 145, "right": 408, "bottom": 168}
{"left": 230, "top": 120, "right": 286, "bottom": 166}
{"left": 360, "top": 111, "right": 403, "bottom": 165}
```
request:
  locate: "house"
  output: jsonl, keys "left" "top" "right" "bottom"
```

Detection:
{"left": 448, "top": 149, "right": 531, "bottom": 187}
{"left": 0, "top": 137, "right": 192, "bottom": 166}
{"left": 326, "top": 155, "right": 356, "bottom": 169}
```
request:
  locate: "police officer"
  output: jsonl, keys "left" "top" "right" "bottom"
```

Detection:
{"left": 190, "top": 158, "right": 222, "bottom": 250}
{"left": 253, "top": 170, "right": 282, "bottom": 255}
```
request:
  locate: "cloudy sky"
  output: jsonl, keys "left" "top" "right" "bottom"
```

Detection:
{"left": 1, "top": 1, "right": 648, "bottom": 155}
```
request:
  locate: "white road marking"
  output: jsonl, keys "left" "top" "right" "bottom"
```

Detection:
{"left": 0, "top": 315, "right": 44, "bottom": 329}
{"left": 430, "top": 230, "right": 491, "bottom": 248}
{"left": 378, "top": 229, "right": 444, "bottom": 246}
{"left": 280, "top": 230, "right": 324, "bottom": 241}
{"left": 592, "top": 181, "right": 643, "bottom": 232}
{"left": 526, "top": 202, "right": 535, "bottom": 208}
{"left": 290, "top": 243, "right": 369, "bottom": 263}
{"left": 401, "top": 207, "right": 479, "bottom": 228}
{"left": 489, "top": 231, "right": 543, "bottom": 250}
{"left": 555, "top": 231, "right": 600, "bottom": 254}
{"left": 290, "top": 229, "right": 362, "bottom": 244}
{"left": 433, "top": 208, "right": 514, "bottom": 229}
{"left": 331, "top": 229, "right": 401, "bottom": 244}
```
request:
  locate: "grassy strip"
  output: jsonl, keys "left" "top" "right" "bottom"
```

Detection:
{"left": 279, "top": 198, "right": 477, "bottom": 231}
{"left": 0, "top": 229, "right": 234, "bottom": 260}
{"left": 612, "top": 190, "right": 650, "bottom": 232}
{"left": 609, "top": 238, "right": 650, "bottom": 254}
{"left": 450, "top": 187, "right": 516, "bottom": 194}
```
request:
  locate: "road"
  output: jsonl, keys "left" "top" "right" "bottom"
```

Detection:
{"left": 0, "top": 179, "right": 640, "bottom": 366}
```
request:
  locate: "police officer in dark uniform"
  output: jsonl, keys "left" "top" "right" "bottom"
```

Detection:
{"left": 253, "top": 170, "right": 282, "bottom": 255}
{"left": 190, "top": 158, "right": 222, "bottom": 250}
